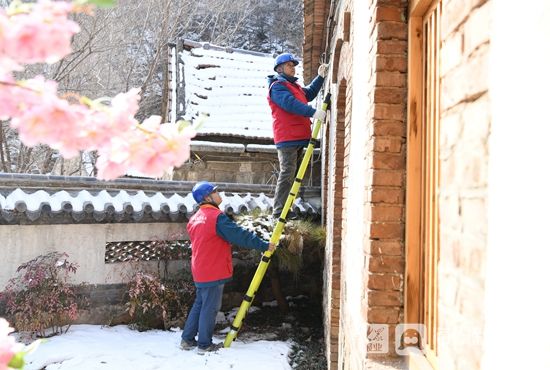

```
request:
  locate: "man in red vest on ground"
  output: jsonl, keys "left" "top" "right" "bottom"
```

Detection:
{"left": 267, "top": 53, "right": 328, "bottom": 220}
{"left": 180, "top": 181, "right": 275, "bottom": 354}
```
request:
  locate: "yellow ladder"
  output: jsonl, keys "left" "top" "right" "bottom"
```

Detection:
{"left": 224, "top": 93, "right": 331, "bottom": 348}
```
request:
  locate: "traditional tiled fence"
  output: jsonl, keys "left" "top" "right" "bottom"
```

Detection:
{"left": 0, "top": 173, "right": 321, "bottom": 323}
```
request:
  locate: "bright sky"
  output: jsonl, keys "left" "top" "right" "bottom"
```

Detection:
{"left": 24, "top": 325, "right": 293, "bottom": 370}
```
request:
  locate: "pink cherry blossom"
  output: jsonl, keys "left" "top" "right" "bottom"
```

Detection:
{"left": 0, "top": 318, "right": 16, "bottom": 370}
{"left": 11, "top": 96, "right": 88, "bottom": 158}
{"left": 77, "top": 109, "right": 115, "bottom": 150}
{"left": 128, "top": 123, "right": 196, "bottom": 178}
{"left": 106, "top": 87, "right": 141, "bottom": 133}
{"left": 95, "top": 119, "right": 196, "bottom": 180}
{"left": 4, "top": 0, "right": 79, "bottom": 64}
{"left": 0, "top": 76, "right": 57, "bottom": 120}
{"left": 0, "top": 12, "right": 21, "bottom": 76}
{"left": 95, "top": 136, "right": 132, "bottom": 180}
{"left": 0, "top": 1, "right": 197, "bottom": 180}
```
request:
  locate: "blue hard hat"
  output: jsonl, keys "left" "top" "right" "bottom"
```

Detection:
{"left": 192, "top": 181, "right": 218, "bottom": 203}
{"left": 274, "top": 53, "right": 299, "bottom": 71}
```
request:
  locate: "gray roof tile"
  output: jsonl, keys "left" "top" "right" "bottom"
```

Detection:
{"left": 0, "top": 174, "right": 320, "bottom": 225}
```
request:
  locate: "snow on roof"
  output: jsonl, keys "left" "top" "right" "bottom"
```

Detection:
{"left": 179, "top": 41, "right": 304, "bottom": 140}
{"left": 190, "top": 140, "right": 245, "bottom": 153}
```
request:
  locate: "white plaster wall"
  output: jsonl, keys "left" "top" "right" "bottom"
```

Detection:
{"left": 0, "top": 223, "right": 185, "bottom": 288}
{"left": 337, "top": 0, "right": 370, "bottom": 367}
{"left": 484, "top": 1, "right": 550, "bottom": 369}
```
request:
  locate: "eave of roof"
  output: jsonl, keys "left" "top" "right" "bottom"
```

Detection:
{"left": 0, "top": 173, "right": 320, "bottom": 225}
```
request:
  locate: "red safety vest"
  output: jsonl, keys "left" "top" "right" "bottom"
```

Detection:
{"left": 187, "top": 205, "right": 232, "bottom": 283}
{"left": 268, "top": 80, "right": 312, "bottom": 144}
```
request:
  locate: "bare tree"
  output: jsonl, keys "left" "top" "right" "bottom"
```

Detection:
{"left": 187, "top": 0, "right": 303, "bottom": 54}
{"left": 2, "top": 0, "right": 302, "bottom": 176}
{"left": 4, "top": 0, "right": 196, "bottom": 175}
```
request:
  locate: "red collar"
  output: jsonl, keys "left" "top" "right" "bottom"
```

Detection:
{"left": 200, "top": 203, "right": 219, "bottom": 210}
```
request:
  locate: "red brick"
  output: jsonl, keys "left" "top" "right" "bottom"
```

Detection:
{"left": 375, "top": 22, "right": 407, "bottom": 41}
{"left": 372, "top": 170, "right": 404, "bottom": 186}
{"left": 369, "top": 240, "right": 403, "bottom": 256}
{"left": 373, "top": 104, "right": 405, "bottom": 121}
{"left": 370, "top": 222, "right": 404, "bottom": 239}
{"left": 375, "top": 55, "right": 408, "bottom": 72}
{"left": 368, "top": 290, "right": 402, "bottom": 306}
{"left": 373, "top": 152, "right": 405, "bottom": 170}
{"left": 365, "top": 307, "right": 400, "bottom": 324}
{"left": 374, "top": 6, "right": 404, "bottom": 22}
{"left": 371, "top": 205, "right": 403, "bottom": 222}
{"left": 377, "top": 0, "right": 409, "bottom": 7}
{"left": 371, "top": 187, "right": 404, "bottom": 204}
{"left": 373, "top": 120, "right": 406, "bottom": 137}
{"left": 373, "top": 88, "right": 406, "bottom": 105}
{"left": 369, "top": 256, "right": 404, "bottom": 273}
{"left": 376, "top": 40, "right": 407, "bottom": 55}
{"left": 373, "top": 136, "right": 405, "bottom": 153}
{"left": 374, "top": 71, "right": 406, "bottom": 87}
{"left": 367, "top": 273, "right": 402, "bottom": 290}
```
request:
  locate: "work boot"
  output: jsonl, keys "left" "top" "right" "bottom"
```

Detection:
{"left": 180, "top": 339, "right": 197, "bottom": 351}
{"left": 286, "top": 211, "right": 299, "bottom": 220}
{"left": 197, "top": 342, "right": 224, "bottom": 355}
{"left": 272, "top": 211, "right": 298, "bottom": 222}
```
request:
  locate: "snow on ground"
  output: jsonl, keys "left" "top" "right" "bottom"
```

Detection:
{"left": 25, "top": 325, "right": 293, "bottom": 370}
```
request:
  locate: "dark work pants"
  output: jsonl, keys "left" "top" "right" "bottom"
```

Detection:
{"left": 181, "top": 284, "right": 224, "bottom": 349}
{"left": 273, "top": 146, "right": 303, "bottom": 216}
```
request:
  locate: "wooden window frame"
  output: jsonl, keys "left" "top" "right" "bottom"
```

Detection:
{"left": 406, "top": 0, "right": 441, "bottom": 369}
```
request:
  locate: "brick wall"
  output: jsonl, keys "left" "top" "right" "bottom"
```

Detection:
{"left": 316, "top": 0, "right": 492, "bottom": 368}
{"left": 361, "top": 0, "right": 407, "bottom": 362}
{"left": 438, "top": 0, "right": 490, "bottom": 369}
{"left": 324, "top": 81, "right": 348, "bottom": 370}
{"left": 303, "top": 0, "right": 330, "bottom": 82}
{"left": 319, "top": 1, "right": 355, "bottom": 368}
{"left": 318, "top": 0, "right": 408, "bottom": 368}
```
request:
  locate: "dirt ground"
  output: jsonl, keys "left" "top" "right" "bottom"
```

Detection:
{"left": 224, "top": 296, "right": 406, "bottom": 370}
{"left": 222, "top": 295, "right": 326, "bottom": 369}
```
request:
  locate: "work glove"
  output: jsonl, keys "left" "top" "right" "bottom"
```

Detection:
{"left": 312, "top": 109, "right": 326, "bottom": 121}
{"left": 317, "top": 63, "right": 329, "bottom": 78}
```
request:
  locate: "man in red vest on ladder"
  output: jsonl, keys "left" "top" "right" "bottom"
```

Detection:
{"left": 267, "top": 53, "right": 328, "bottom": 221}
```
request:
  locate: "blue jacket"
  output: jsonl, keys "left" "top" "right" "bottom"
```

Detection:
{"left": 193, "top": 212, "right": 269, "bottom": 288}
{"left": 216, "top": 213, "right": 268, "bottom": 251}
{"left": 267, "top": 73, "right": 324, "bottom": 148}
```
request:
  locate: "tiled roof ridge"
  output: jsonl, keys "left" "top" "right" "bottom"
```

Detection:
{"left": 0, "top": 173, "right": 321, "bottom": 225}
{"left": 0, "top": 173, "right": 320, "bottom": 196}
{"left": 182, "top": 39, "right": 279, "bottom": 59}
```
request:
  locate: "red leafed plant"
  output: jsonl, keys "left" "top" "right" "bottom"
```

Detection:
{"left": 1, "top": 252, "right": 86, "bottom": 338}
{"left": 126, "top": 272, "right": 178, "bottom": 331}
{"left": 124, "top": 234, "right": 195, "bottom": 331}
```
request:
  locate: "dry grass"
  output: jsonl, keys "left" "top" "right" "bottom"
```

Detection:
{"left": 233, "top": 211, "right": 326, "bottom": 277}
